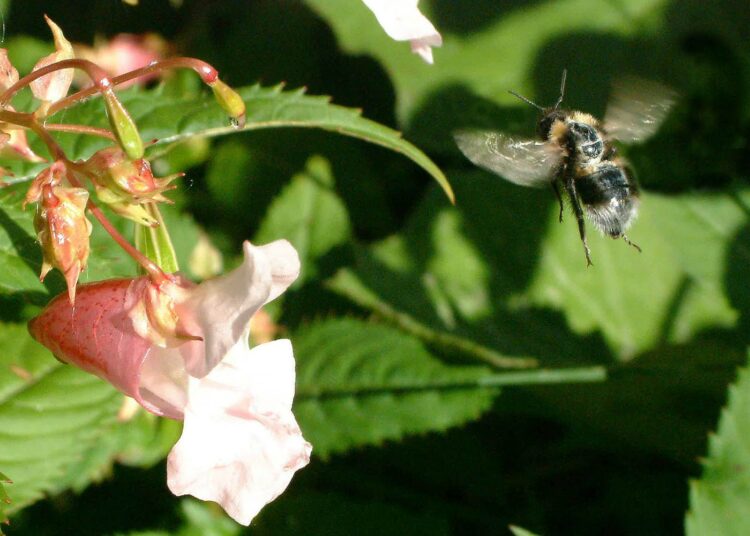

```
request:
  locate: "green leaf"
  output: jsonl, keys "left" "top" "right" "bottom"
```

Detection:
{"left": 0, "top": 323, "right": 121, "bottom": 515}
{"left": 686, "top": 354, "right": 750, "bottom": 536}
{"left": 526, "top": 189, "right": 749, "bottom": 358}
{"left": 292, "top": 318, "right": 498, "bottom": 457}
{"left": 2, "top": 83, "right": 453, "bottom": 202}
{"left": 0, "top": 470, "right": 10, "bottom": 532}
{"left": 304, "top": 0, "right": 669, "bottom": 121}
{"left": 329, "top": 172, "right": 750, "bottom": 362}
{"left": 255, "top": 155, "right": 351, "bottom": 284}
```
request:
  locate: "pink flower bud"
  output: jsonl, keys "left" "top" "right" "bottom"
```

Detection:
{"left": 85, "top": 147, "right": 178, "bottom": 199}
{"left": 30, "top": 16, "right": 75, "bottom": 103}
{"left": 83, "top": 147, "right": 180, "bottom": 225}
{"left": 0, "top": 106, "right": 44, "bottom": 163}
{"left": 28, "top": 240, "right": 309, "bottom": 524}
{"left": 33, "top": 183, "right": 92, "bottom": 303}
{"left": 25, "top": 160, "right": 66, "bottom": 206}
{"left": 0, "top": 49, "right": 19, "bottom": 91}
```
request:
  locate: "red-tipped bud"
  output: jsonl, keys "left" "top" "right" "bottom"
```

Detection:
{"left": 25, "top": 160, "right": 66, "bottom": 207}
{"left": 33, "top": 183, "right": 92, "bottom": 303}
{"left": 209, "top": 79, "right": 246, "bottom": 128}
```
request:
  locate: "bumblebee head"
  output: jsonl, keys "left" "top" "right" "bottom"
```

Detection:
{"left": 538, "top": 109, "right": 567, "bottom": 140}
{"left": 509, "top": 69, "right": 568, "bottom": 140}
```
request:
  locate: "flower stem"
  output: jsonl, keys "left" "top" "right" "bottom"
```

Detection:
{"left": 0, "top": 58, "right": 113, "bottom": 106}
{"left": 45, "top": 123, "right": 116, "bottom": 141}
{"left": 328, "top": 277, "right": 539, "bottom": 369}
{"left": 48, "top": 57, "right": 219, "bottom": 116}
{"left": 0, "top": 108, "right": 64, "bottom": 160}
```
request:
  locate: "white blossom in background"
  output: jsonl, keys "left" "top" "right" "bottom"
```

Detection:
{"left": 362, "top": 0, "right": 443, "bottom": 64}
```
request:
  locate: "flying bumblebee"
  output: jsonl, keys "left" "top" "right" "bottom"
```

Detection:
{"left": 454, "top": 71, "right": 676, "bottom": 266}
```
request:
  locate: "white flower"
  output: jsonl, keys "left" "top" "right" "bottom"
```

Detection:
{"left": 361, "top": 0, "right": 442, "bottom": 64}
{"left": 167, "top": 339, "right": 311, "bottom": 525}
{"left": 29, "top": 240, "right": 311, "bottom": 525}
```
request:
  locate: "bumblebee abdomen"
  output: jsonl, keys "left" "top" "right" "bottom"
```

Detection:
{"left": 576, "top": 163, "right": 639, "bottom": 237}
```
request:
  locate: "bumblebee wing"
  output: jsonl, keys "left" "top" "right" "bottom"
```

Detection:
{"left": 453, "top": 130, "right": 561, "bottom": 187}
{"left": 603, "top": 77, "right": 677, "bottom": 143}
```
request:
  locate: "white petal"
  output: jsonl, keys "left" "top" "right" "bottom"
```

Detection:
{"left": 138, "top": 345, "right": 189, "bottom": 418}
{"left": 361, "top": 0, "right": 442, "bottom": 62}
{"left": 166, "top": 340, "right": 311, "bottom": 525}
{"left": 177, "top": 240, "right": 300, "bottom": 378}
{"left": 257, "top": 240, "right": 301, "bottom": 304}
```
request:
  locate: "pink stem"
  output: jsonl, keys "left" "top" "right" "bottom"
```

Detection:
{"left": 48, "top": 57, "right": 219, "bottom": 116}
{"left": 0, "top": 58, "right": 113, "bottom": 106}
{"left": 45, "top": 123, "right": 116, "bottom": 141}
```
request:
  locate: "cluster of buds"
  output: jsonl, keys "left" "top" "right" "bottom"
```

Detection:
{"left": 0, "top": 16, "right": 245, "bottom": 304}
{"left": 82, "top": 147, "right": 182, "bottom": 226}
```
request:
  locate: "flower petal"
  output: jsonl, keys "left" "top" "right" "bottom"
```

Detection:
{"left": 30, "top": 16, "right": 75, "bottom": 103}
{"left": 177, "top": 240, "right": 299, "bottom": 378}
{"left": 167, "top": 339, "right": 311, "bottom": 525}
{"left": 361, "top": 0, "right": 442, "bottom": 63}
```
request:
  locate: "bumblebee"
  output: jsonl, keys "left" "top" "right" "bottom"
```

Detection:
{"left": 454, "top": 71, "right": 676, "bottom": 266}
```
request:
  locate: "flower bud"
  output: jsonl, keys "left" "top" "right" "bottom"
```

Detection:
{"left": 0, "top": 126, "right": 44, "bottom": 162}
{"left": 83, "top": 147, "right": 181, "bottom": 225}
{"left": 209, "top": 79, "right": 246, "bottom": 128}
{"left": 34, "top": 184, "right": 92, "bottom": 303}
{"left": 0, "top": 49, "right": 19, "bottom": 91}
{"left": 25, "top": 160, "right": 66, "bottom": 207}
{"left": 103, "top": 91, "right": 144, "bottom": 160}
{"left": 30, "top": 16, "right": 74, "bottom": 104}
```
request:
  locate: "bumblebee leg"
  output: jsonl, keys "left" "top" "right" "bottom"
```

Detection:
{"left": 564, "top": 177, "right": 593, "bottom": 267}
{"left": 621, "top": 234, "right": 642, "bottom": 253}
{"left": 552, "top": 180, "right": 564, "bottom": 223}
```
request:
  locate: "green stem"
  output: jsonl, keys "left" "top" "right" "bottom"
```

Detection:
{"left": 328, "top": 279, "right": 539, "bottom": 370}
{"left": 295, "top": 366, "right": 605, "bottom": 399}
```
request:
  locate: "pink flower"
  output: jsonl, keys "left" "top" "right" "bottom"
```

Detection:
{"left": 361, "top": 0, "right": 442, "bottom": 64}
{"left": 29, "top": 240, "right": 311, "bottom": 525}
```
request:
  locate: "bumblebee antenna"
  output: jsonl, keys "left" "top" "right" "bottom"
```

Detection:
{"left": 554, "top": 69, "right": 567, "bottom": 110}
{"left": 508, "top": 90, "right": 544, "bottom": 111}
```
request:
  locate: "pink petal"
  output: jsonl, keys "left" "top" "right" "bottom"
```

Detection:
{"left": 177, "top": 240, "right": 300, "bottom": 378}
{"left": 167, "top": 339, "right": 311, "bottom": 525}
{"left": 30, "top": 16, "right": 74, "bottom": 103}
{"left": 361, "top": 0, "right": 442, "bottom": 63}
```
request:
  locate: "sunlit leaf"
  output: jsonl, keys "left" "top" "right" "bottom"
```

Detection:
{"left": 686, "top": 354, "right": 750, "bottom": 536}
{"left": 255, "top": 155, "right": 351, "bottom": 285}
{"left": 292, "top": 318, "right": 498, "bottom": 457}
